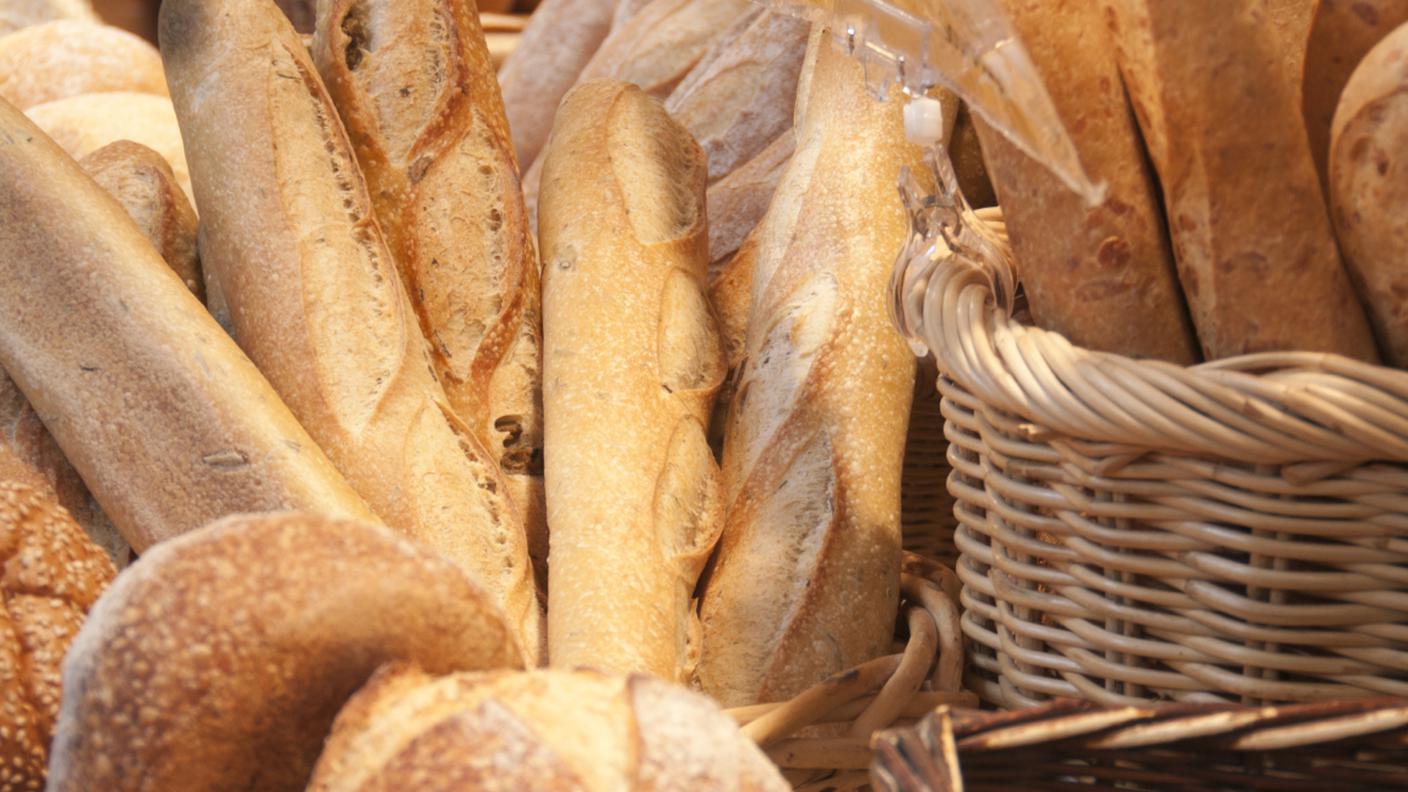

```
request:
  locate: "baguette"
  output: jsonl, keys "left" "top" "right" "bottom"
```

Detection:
{"left": 707, "top": 129, "right": 793, "bottom": 272}
{"left": 1304, "top": 0, "right": 1408, "bottom": 194}
{"left": 313, "top": 0, "right": 547, "bottom": 588}
{"left": 0, "top": 0, "right": 93, "bottom": 34}
{"left": 0, "top": 20, "right": 165, "bottom": 110}
{"left": 1105, "top": 0, "right": 1379, "bottom": 361}
{"left": 663, "top": 6, "right": 809, "bottom": 184}
{"left": 1329, "top": 20, "right": 1408, "bottom": 366}
{"left": 539, "top": 81, "right": 724, "bottom": 680}
{"left": 697, "top": 28, "right": 922, "bottom": 706}
{"left": 972, "top": 0, "right": 1198, "bottom": 363}
{"left": 0, "top": 97, "right": 377, "bottom": 552}
{"left": 161, "top": 0, "right": 544, "bottom": 660}
{"left": 1266, "top": 0, "right": 1318, "bottom": 88}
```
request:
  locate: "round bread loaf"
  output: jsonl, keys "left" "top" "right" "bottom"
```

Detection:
{"left": 0, "top": 0, "right": 94, "bottom": 36}
{"left": 0, "top": 20, "right": 166, "bottom": 110}
{"left": 47, "top": 513, "right": 524, "bottom": 792}
{"left": 0, "top": 480, "right": 114, "bottom": 792}
{"left": 308, "top": 665, "right": 789, "bottom": 792}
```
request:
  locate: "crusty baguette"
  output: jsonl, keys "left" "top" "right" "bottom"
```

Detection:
{"left": 697, "top": 28, "right": 921, "bottom": 707}
{"left": 972, "top": 0, "right": 1197, "bottom": 362}
{"left": 1304, "top": 0, "right": 1408, "bottom": 195}
{"left": 498, "top": 0, "right": 618, "bottom": 168}
{"left": 0, "top": 97, "right": 377, "bottom": 552}
{"left": 1329, "top": 20, "right": 1408, "bottom": 366}
{"left": 308, "top": 665, "right": 788, "bottom": 792}
{"left": 1266, "top": 0, "right": 1318, "bottom": 88}
{"left": 0, "top": 20, "right": 165, "bottom": 110}
{"left": 161, "top": 0, "right": 544, "bottom": 661}
{"left": 48, "top": 513, "right": 522, "bottom": 792}
{"left": 23, "top": 90, "right": 191, "bottom": 200}
{"left": 539, "top": 81, "right": 724, "bottom": 680}
{"left": 313, "top": 0, "right": 546, "bottom": 584}
{"left": 0, "top": 0, "right": 93, "bottom": 34}
{"left": 707, "top": 129, "right": 793, "bottom": 272}
{"left": 663, "top": 6, "right": 808, "bottom": 184}
{"left": 1106, "top": 0, "right": 1379, "bottom": 360}
{"left": 80, "top": 140, "right": 201, "bottom": 301}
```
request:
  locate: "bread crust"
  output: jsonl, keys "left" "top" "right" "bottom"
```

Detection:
{"left": 706, "top": 130, "right": 793, "bottom": 274}
{"left": 0, "top": 19, "right": 165, "bottom": 110}
{"left": 0, "top": 0, "right": 94, "bottom": 35}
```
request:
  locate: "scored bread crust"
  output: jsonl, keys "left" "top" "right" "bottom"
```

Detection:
{"left": 313, "top": 0, "right": 547, "bottom": 580}
{"left": 697, "top": 29, "right": 920, "bottom": 707}
{"left": 308, "top": 665, "right": 789, "bottom": 792}
{"left": 46, "top": 513, "right": 523, "bottom": 792}
{"left": 0, "top": 97, "right": 376, "bottom": 551}
{"left": 538, "top": 80, "right": 724, "bottom": 680}
{"left": 0, "top": 19, "right": 166, "bottom": 110}
{"left": 160, "top": 0, "right": 543, "bottom": 660}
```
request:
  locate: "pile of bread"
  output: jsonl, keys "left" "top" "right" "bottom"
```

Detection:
{"left": 0, "top": 0, "right": 946, "bottom": 789}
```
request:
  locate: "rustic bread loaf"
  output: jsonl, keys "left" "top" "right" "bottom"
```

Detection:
{"left": 161, "top": 0, "right": 544, "bottom": 660}
{"left": 697, "top": 28, "right": 921, "bottom": 707}
{"left": 1330, "top": 20, "right": 1408, "bottom": 366}
{"left": 972, "top": 0, "right": 1197, "bottom": 362}
{"left": 0, "top": 19, "right": 165, "bottom": 109}
{"left": 308, "top": 665, "right": 789, "bottom": 791}
{"left": 0, "top": 481, "right": 113, "bottom": 792}
{"left": 1105, "top": 0, "right": 1380, "bottom": 360}
{"left": 313, "top": 0, "right": 546, "bottom": 581}
{"left": 706, "top": 130, "right": 793, "bottom": 273}
{"left": 0, "top": 97, "right": 376, "bottom": 552}
{"left": 47, "top": 513, "right": 522, "bottom": 792}
{"left": 0, "top": 0, "right": 93, "bottom": 34}
{"left": 538, "top": 80, "right": 724, "bottom": 680}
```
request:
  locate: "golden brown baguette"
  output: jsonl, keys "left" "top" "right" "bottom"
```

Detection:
{"left": 0, "top": 19, "right": 165, "bottom": 109}
{"left": 972, "top": 0, "right": 1197, "bottom": 362}
{"left": 1329, "top": 20, "right": 1408, "bottom": 366}
{"left": 308, "top": 665, "right": 789, "bottom": 792}
{"left": 1106, "top": 0, "right": 1379, "bottom": 360}
{"left": 663, "top": 6, "right": 808, "bottom": 184}
{"left": 706, "top": 129, "right": 793, "bottom": 272}
{"left": 1304, "top": 0, "right": 1408, "bottom": 195}
{"left": 48, "top": 513, "right": 523, "bottom": 792}
{"left": 161, "top": 0, "right": 543, "bottom": 660}
{"left": 313, "top": 0, "right": 546, "bottom": 582}
{"left": 539, "top": 81, "right": 724, "bottom": 680}
{"left": 0, "top": 96, "right": 377, "bottom": 552}
{"left": 697, "top": 28, "right": 921, "bottom": 707}
{"left": 498, "top": 0, "right": 619, "bottom": 167}
{"left": 0, "top": 0, "right": 93, "bottom": 34}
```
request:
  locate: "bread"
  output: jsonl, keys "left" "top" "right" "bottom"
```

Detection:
{"left": 313, "top": 0, "right": 546, "bottom": 584}
{"left": 47, "top": 513, "right": 523, "bottom": 792}
{"left": 0, "top": 97, "right": 378, "bottom": 552}
{"left": 309, "top": 665, "right": 789, "bottom": 792}
{"left": 498, "top": 0, "right": 619, "bottom": 168}
{"left": 1105, "top": 0, "right": 1380, "bottom": 361}
{"left": 663, "top": 7, "right": 809, "bottom": 184}
{"left": 0, "top": 20, "right": 165, "bottom": 110}
{"left": 23, "top": 90, "right": 191, "bottom": 200}
{"left": 275, "top": 0, "right": 314, "bottom": 32}
{"left": 0, "top": 0, "right": 94, "bottom": 34}
{"left": 0, "top": 481, "right": 114, "bottom": 792}
{"left": 971, "top": 0, "right": 1197, "bottom": 363}
{"left": 161, "top": 0, "right": 544, "bottom": 660}
{"left": 707, "top": 129, "right": 793, "bottom": 272}
{"left": 1266, "top": 0, "right": 1318, "bottom": 87}
{"left": 1329, "top": 20, "right": 1408, "bottom": 366}
{"left": 611, "top": 0, "right": 656, "bottom": 29}
{"left": 80, "top": 140, "right": 202, "bottom": 300}
{"left": 538, "top": 81, "right": 724, "bottom": 679}
{"left": 697, "top": 29, "right": 920, "bottom": 707}
{"left": 1304, "top": 0, "right": 1408, "bottom": 194}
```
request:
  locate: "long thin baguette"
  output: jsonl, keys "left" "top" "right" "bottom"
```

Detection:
{"left": 697, "top": 27, "right": 922, "bottom": 707}
{"left": 313, "top": 0, "right": 547, "bottom": 587}
{"left": 160, "top": 0, "right": 543, "bottom": 660}
{"left": 539, "top": 80, "right": 724, "bottom": 680}
{"left": 1106, "top": 0, "right": 1380, "bottom": 361}
{"left": 0, "top": 96, "right": 377, "bottom": 553}
{"left": 972, "top": 0, "right": 1198, "bottom": 363}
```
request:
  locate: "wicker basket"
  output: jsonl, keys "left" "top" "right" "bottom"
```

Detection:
{"left": 895, "top": 212, "right": 1408, "bottom": 708}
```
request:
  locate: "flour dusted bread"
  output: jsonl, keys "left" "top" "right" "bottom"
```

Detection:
{"left": 539, "top": 81, "right": 723, "bottom": 680}
{"left": 697, "top": 28, "right": 921, "bottom": 706}
{"left": 707, "top": 130, "right": 793, "bottom": 272}
{"left": 308, "top": 665, "right": 788, "bottom": 792}
{"left": 0, "top": 0, "right": 93, "bottom": 34}
{"left": 24, "top": 90, "right": 190, "bottom": 199}
{"left": 0, "top": 97, "right": 375, "bottom": 552}
{"left": 1105, "top": 0, "right": 1379, "bottom": 360}
{"left": 0, "top": 20, "right": 165, "bottom": 109}
{"left": 47, "top": 513, "right": 522, "bottom": 792}
{"left": 161, "top": 0, "right": 543, "bottom": 660}
{"left": 314, "top": 0, "right": 546, "bottom": 579}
